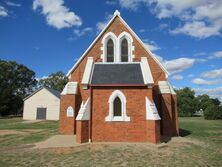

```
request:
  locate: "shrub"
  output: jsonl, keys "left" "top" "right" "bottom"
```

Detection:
{"left": 204, "top": 105, "right": 222, "bottom": 120}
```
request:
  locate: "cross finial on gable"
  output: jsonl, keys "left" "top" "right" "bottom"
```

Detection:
{"left": 114, "top": 10, "right": 120, "bottom": 16}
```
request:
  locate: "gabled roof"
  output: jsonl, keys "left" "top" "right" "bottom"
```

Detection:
{"left": 90, "top": 63, "right": 145, "bottom": 85}
{"left": 67, "top": 10, "right": 168, "bottom": 78}
{"left": 23, "top": 87, "right": 61, "bottom": 101}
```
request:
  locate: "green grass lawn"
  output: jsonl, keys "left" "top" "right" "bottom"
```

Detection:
{"left": 0, "top": 117, "right": 221, "bottom": 167}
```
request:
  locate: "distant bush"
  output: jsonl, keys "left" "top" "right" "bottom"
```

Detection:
{"left": 204, "top": 105, "right": 222, "bottom": 120}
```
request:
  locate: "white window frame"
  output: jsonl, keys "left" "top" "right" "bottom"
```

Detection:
{"left": 105, "top": 90, "right": 130, "bottom": 122}
{"left": 101, "top": 32, "right": 117, "bottom": 62}
{"left": 101, "top": 31, "right": 134, "bottom": 63}
{"left": 118, "top": 32, "right": 134, "bottom": 62}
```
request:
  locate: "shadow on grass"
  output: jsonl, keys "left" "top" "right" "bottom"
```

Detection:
{"left": 179, "top": 128, "right": 191, "bottom": 137}
{"left": 161, "top": 129, "right": 191, "bottom": 143}
{"left": 0, "top": 115, "right": 22, "bottom": 119}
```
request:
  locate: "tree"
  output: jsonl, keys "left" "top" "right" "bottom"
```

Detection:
{"left": 204, "top": 104, "right": 222, "bottom": 120}
{"left": 38, "top": 71, "right": 68, "bottom": 91}
{"left": 175, "top": 87, "right": 198, "bottom": 117}
{"left": 0, "top": 59, "right": 36, "bottom": 116}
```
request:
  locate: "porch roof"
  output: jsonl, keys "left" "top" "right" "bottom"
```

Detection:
{"left": 90, "top": 63, "right": 145, "bottom": 85}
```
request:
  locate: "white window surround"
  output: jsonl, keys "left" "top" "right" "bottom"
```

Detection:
{"left": 105, "top": 90, "right": 130, "bottom": 122}
{"left": 118, "top": 31, "right": 134, "bottom": 62}
{"left": 101, "top": 32, "right": 117, "bottom": 62}
{"left": 101, "top": 31, "right": 134, "bottom": 63}
{"left": 145, "top": 97, "right": 161, "bottom": 120}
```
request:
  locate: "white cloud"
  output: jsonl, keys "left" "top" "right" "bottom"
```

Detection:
{"left": 188, "top": 74, "right": 194, "bottom": 78}
{"left": 0, "top": 6, "right": 8, "bottom": 17}
{"left": 200, "top": 68, "right": 222, "bottom": 78}
{"left": 194, "top": 87, "right": 222, "bottom": 102}
{"left": 172, "top": 75, "right": 184, "bottom": 80}
{"left": 36, "top": 75, "right": 48, "bottom": 81}
{"left": 73, "top": 27, "right": 93, "bottom": 37}
{"left": 33, "top": 0, "right": 82, "bottom": 29}
{"left": 143, "top": 40, "right": 160, "bottom": 52}
{"left": 105, "top": 0, "right": 117, "bottom": 5}
{"left": 119, "top": 0, "right": 149, "bottom": 11}
{"left": 208, "top": 51, "right": 222, "bottom": 59}
{"left": 139, "top": 29, "right": 145, "bottom": 32}
{"left": 159, "top": 23, "right": 168, "bottom": 30}
{"left": 194, "top": 52, "right": 207, "bottom": 56}
{"left": 162, "top": 57, "right": 195, "bottom": 74}
{"left": 170, "top": 21, "right": 221, "bottom": 39}
{"left": 96, "top": 14, "right": 113, "bottom": 32}
{"left": 6, "top": 1, "right": 21, "bottom": 7}
{"left": 191, "top": 78, "right": 222, "bottom": 85}
{"left": 119, "top": 0, "right": 222, "bottom": 38}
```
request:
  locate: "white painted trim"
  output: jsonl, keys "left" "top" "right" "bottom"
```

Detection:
{"left": 67, "top": 10, "right": 168, "bottom": 78}
{"left": 105, "top": 90, "right": 130, "bottom": 122}
{"left": 145, "top": 97, "right": 161, "bottom": 120}
{"left": 140, "top": 57, "right": 154, "bottom": 85}
{"left": 76, "top": 98, "right": 90, "bottom": 120}
{"left": 158, "top": 81, "right": 176, "bottom": 95}
{"left": 101, "top": 32, "right": 117, "bottom": 62}
{"left": 61, "top": 82, "right": 78, "bottom": 95}
{"left": 95, "top": 62, "right": 140, "bottom": 64}
{"left": 81, "top": 57, "right": 94, "bottom": 86}
{"left": 118, "top": 31, "right": 134, "bottom": 62}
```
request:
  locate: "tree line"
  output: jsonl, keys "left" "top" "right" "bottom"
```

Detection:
{"left": 0, "top": 59, "right": 68, "bottom": 116}
{"left": 175, "top": 88, "right": 222, "bottom": 120}
{"left": 0, "top": 59, "right": 221, "bottom": 119}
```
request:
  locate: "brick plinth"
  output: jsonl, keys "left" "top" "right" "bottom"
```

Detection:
{"left": 59, "top": 94, "right": 76, "bottom": 135}
{"left": 76, "top": 120, "right": 89, "bottom": 143}
{"left": 146, "top": 120, "right": 160, "bottom": 143}
{"left": 161, "top": 94, "right": 179, "bottom": 136}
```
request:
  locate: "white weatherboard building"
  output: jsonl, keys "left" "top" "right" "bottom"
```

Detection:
{"left": 23, "top": 87, "right": 60, "bottom": 120}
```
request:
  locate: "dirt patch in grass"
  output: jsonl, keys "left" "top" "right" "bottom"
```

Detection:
{"left": 0, "top": 130, "right": 27, "bottom": 136}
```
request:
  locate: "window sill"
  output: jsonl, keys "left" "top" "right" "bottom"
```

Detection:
{"left": 105, "top": 116, "right": 130, "bottom": 122}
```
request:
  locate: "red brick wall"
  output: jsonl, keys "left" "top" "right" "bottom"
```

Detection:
{"left": 161, "top": 94, "right": 179, "bottom": 136}
{"left": 91, "top": 87, "right": 160, "bottom": 143}
{"left": 76, "top": 120, "right": 89, "bottom": 143}
{"left": 59, "top": 95, "right": 76, "bottom": 135}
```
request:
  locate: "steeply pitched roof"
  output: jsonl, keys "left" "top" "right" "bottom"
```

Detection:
{"left": 90, "top": 63, "right": 145, "bottom": 85}
{"left": 23, "top": 87, "right": 61, "bottom": 101}
{"left": 67, "top": 10, "right": 168, "bottom": 77}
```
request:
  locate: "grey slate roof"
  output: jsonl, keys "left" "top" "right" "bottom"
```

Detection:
{"left": 23, "top": 87, "right": 61, "bottom": 101}
{"left": 90, "top": 64, "right": 145, "bottom": 85}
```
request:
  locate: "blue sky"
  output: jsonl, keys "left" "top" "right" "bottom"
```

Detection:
{"left": 0, "top": 0, "right": 222, "bottom": 100}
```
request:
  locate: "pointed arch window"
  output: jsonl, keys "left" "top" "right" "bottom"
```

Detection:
{"left": 105, "top": 90, "right": 130, "bottom": 122}
{"left": 121, "top": 38, "right": 128, "bottom": 62}
{"left": 114, "top": 97, "right": 122, "bottom": 116}
{"left": 107, "top": 39, "right": 114, "bottom": 62}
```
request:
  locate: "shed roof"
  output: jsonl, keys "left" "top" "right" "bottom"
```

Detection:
{"left": 90, "top": 63, "right": 145, "bottom": 85}
{"left": 23, "top": 87, "right": 61, "bottom": 101}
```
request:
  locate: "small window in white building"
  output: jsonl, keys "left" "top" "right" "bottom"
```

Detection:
{"left": 121, "top": 38, "right": 128, "bottom": 62}
{"left": 107, "top": 39, "right": 114, "bottom": 62}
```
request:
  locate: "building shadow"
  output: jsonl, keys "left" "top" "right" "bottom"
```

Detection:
{"left": 179, "top": 128, "right": 191, "bottom": 137}
{"left": 161, "top": 128, "right": 191, "bottom": 143}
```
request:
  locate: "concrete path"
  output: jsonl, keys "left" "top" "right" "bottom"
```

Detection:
{"left": 34, "top": 135, "right": 81, "bottom": 149}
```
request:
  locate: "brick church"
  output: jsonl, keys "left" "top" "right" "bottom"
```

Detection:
{"left": 59, "top": 10, "right": 179, "bottom": 144}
